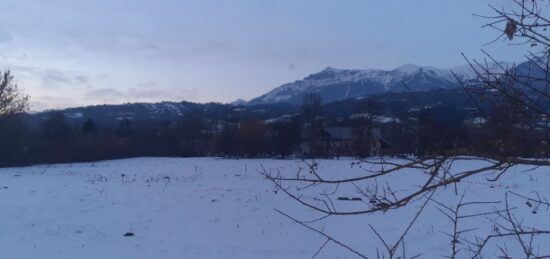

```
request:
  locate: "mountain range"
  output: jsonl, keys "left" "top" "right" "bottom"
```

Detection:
{"left": 247, "top": 62, "right": 509, "bottom": 105}
{"left": 33, "top": 61, "right": 517, "bottom": 124}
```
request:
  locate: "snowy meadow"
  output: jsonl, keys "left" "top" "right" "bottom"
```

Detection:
{"left": 0, "top": 157, "right": 549, "bottom": 258}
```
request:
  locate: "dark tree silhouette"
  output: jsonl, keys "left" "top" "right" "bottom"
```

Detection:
{"left": 82, "top": 118, "right": 98, "bottom": 133}
{"left": 0, "top": 71, "right": 29, "bottom": 116}
{"left": 0, "top": 71, "right": 30, "bottom": 166}
{"left": 301, "top": 92, "right": 322, "bottom": 123}
{"left": 116, "top": 119, "right": 132, "bottom": 138}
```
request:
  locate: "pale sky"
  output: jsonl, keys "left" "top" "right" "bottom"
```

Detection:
{"left": 0, "top": 0, "right": 531, "bottom": 111}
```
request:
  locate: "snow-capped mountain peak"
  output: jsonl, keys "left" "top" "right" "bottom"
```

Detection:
{"left": 248, "top": 63, "right": 475, "bottom": 105}
{"left": 394, "top": 64, "right": 422, "bottom": 74}
{"left": 246, "top": 60, "right": 518, "bottom": 106}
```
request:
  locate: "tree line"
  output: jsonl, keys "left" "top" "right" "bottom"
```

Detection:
{"left": 1, "top": 76, "right": 548, "bottom": 167}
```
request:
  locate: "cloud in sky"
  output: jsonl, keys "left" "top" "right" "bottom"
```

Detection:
{"left": 0, "top": 31, "right": 13, "bottom": 43}
{"left": 85, "top": 88, "right": 125, "bottom": 103}
{"left": 0, "top": 0, "right": 532, "bottom": 110}
{"left": 41, "top": 70, "right": 71, "bottom": 88}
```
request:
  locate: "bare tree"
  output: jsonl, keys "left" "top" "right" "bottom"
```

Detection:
{"left": 301, "top": 92, "right": 322, "bottom": 123}
{"left": 0, "top": 71, "right": 29, "bottom": 116}
{"left": 264, "top": 1, "right": 550, "bottom": 257}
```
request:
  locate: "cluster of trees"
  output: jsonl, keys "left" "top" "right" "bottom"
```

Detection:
{"left": 1, "top": 77, "right": 549, "bottom": 167}
{"left": 0, "top": 71, "right": 31, "bottom": 166}
{"left": 0, "top": 109, "right": 304, "bottom": 167}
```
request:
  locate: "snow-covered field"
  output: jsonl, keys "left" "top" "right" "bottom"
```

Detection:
{"left": 0, "top": 157, "right": 549, "bottom": 258}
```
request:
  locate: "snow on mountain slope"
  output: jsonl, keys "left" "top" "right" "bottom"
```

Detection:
{"left": 145, "top": 101, "right": 190, "bottom": 116}
{"left": 248, "top": 62, "right": 512, "bottom": 105}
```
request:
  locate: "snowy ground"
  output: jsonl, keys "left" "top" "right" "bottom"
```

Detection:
{"left": 0, "top": 157, "right": 549, "bottom": 258}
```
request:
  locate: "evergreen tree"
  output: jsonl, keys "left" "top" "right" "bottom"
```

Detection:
{"left": 82, "top": 118, "right": 97, "bottom": 133}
